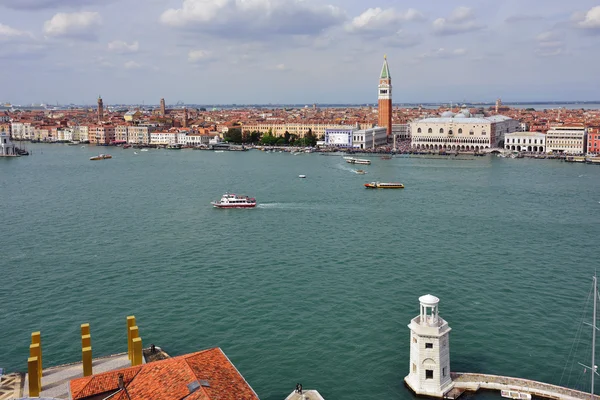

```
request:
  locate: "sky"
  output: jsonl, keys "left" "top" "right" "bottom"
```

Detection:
{"left": 0, "top": 0, "right": 599, "bottom": 105}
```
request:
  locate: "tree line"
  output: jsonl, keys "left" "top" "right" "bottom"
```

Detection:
{"left": 223, "top": 128, "right": 320, "bottom": 146}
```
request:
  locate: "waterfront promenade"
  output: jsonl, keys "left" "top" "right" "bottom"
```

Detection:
{"left": 449, "top": 372, "right": 600, "bottom": 400}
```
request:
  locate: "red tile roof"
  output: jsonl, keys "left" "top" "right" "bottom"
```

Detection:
{"left": 70, "top": 348, "right": 259, "bottom": 400}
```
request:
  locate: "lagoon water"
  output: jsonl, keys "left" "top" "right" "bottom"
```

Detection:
{"left": 1, "top": 144, "right": 600, "bottom": 399}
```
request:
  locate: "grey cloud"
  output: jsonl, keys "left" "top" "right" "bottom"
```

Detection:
{"left": 381, "top": 31, "right": 422, "bottom": 48}
{"left": 432, "top": 7, "right": 485, "bottom": 35}
{"left": 505, "top": 14, "right": 544, "bottom": 24}
{"left": 0, "top": 0, "right": 107, "bottom": 10}
{"left": 160, "top": 0, "right": 346, "bottom": 38}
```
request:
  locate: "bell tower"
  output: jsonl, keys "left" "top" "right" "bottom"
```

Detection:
{"left": 378, "top": 55, "right": 392, "bottom": 136}
{"left": 97, "top": 95, "right": 104, "bottom": 122}
{"left": 405, "top": 294, "right": 453, "bottom": 398}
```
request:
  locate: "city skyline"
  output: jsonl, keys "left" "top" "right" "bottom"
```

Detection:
{"left": 1, "top": 0, "right": 600, "bottom": 105}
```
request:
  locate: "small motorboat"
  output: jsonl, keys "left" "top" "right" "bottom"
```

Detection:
{"left": 123, "top": 144, "right": 132, "bottom": 149}
{"left": 355, "top": 170, "right": 367, "bottom": 175}
{"left": 90, "top": 154, "right": 112, "bottom": 161}
{"left": 298, "top": 175, "right": 306, "bottom": 178}
{"left": 364, "top": 182, "right": 404, "bottom": 189}
{"left": 140, "top": 148, "right": 149, "bottom": 152}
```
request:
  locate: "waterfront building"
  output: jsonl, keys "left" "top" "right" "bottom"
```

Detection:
{"left": 127, "top": 126, "right": 154, "bottom": 145}
{"left": 89, "top": 125, "right": 115, "bottom": 145}
{"left": 405, "top": 294, "right": 453, "bottom": 398}
{"left": 69, "top": 347, "right": 259, "bottom": 400}
{"left": 75, "top": 125, "right": 89, "bottom": 142}
{"left": 325, "top": 127, "right": 355, "bottom": 148}
{"left": 352, "top": 126, "right": 387, "bottom": 149}
{"left": 150, "top": 131, "right": 178, "bottom": 146}
{"left": 56, "top": 128, "right": 74, "bottom": 142}
{"left": 97, "top": 96, "right": 104, "bottom": 122}
{"left": 504, "top": 132, "right": 546, "bottom": 152}
{"left": 378, "top": 55, "right": 392, "bottom": 136}
{"left": 410, "top": 109, "right": 520, "bottom": 151}
{"left": 115, "top": 125, "right": 129, "bottom": 143}
{"left": 392, "top": 124, "right": 410, "bottom": 141}
{"left": 545, "top": 125, "right": 586, "bottom": 154}
{"left": 0, "top": 130, "right": 16, "bottom": 156}
{"left": 587, "top": 127, "right": 600, "bottom": 155}
{"left": 33, "top": 126, "right": 53, "bottom": 142}
{"left": 242, "top": 122, "right": 353, "bottom": 139}
{"left": 11, "top": 122, "right": 35, "bottom": 140}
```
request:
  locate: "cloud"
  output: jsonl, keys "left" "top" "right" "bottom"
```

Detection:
{"left": 108, "top": 40, "right": 139, "bottom": 54}
{"left": 576, "top": 6, "right": 600, "bottom": 30}
{"left": 0, "top": 23, "right": 33, "bottom": 40}
{"left": 270, "top": 63, "right": 288, "bottom": 71}
{"left": 535, "top": 48, "right": 563, "bottom": 57}
{"left": 534, "top": 31, "right": 564, "bottom": 56}
{"left": 43, "top": 11, "right": 102, "bottom": 40}
{"left": 0, "top": 0, "right": 108, "bottom": 9}
{"left": 124, "top": 61, "right": 141, "bottom": 69}
{"left": 346, "top": 7, "right": 424, "bottom": 34}
{"left": 160, "top": 0, "right": 345, "bottom": 38}
{"left": 432, "top": 7, "right": 484, "bottom": 35}
{"left": 188, "top": 49, "right": 213, "bottom": 63}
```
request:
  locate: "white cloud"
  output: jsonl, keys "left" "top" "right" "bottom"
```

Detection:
{"left": 160, "top": 0, "right": 345, "bottom": 37}
{"left": 1, "top": 0, "right": 109, "bottom": 10}
{"left": 382, "top": 30, "right": 421, "bottom": 48}
{"left": 43, "top": 11, "right": 101, "bottom": 39}
{"left": 433, "top": 7, "right": 484, "bottom": 35}
{"left": 272, "top": 63, "right": 287, "bottom": 71}
{"left": 535, "top": 31, "right": 564, "bottom": 55}
{"left": 0, "top": 23, "right": 33, "bottom": 40}
{"left": 124, "top": 61, "right": 141, "bottom": 69}
{"left": 576, "top": 6, "right": 600, "bottom": 30}
{"left": 188, "top": 49, "right": 212, "bottom": 63}
{"left": 346, "top": 7, "right": 424, "bottom": 34}
{"left": 108, "top": 40, "right": 139, "bottom": 54}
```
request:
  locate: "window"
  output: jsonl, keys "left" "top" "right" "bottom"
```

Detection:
{"left": 482, "top": 131, "right": 487, "bottom": 136}
{"left": 413, "top": 337, "right": 417, "bottom": 344}
{"left": 428, "top": 128, "right": 432, "bottom": 134}
{"left": 469, "top": 130, "right": 474, "bottom": 135}
{"left": 413, "top": 364, "right": 417, "bottom": 373}
{"left": 425, "top": 343, "right": 433, "bottom": 349}
{"left": 417, "top": 128, "right": 422, "bottom": 133}
{"left": 426, "top": 370, "right": 434, "bottom": 379}
{"left": 440, "top": 128, "right": 444, "bottom": 134}
{"left": 458, "top": 128, "right": 463, "bottom": 134}
{"left": 443, "top": 367, "right": 447, "bottom": 377}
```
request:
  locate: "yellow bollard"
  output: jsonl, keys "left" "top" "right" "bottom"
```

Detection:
{"left": 31, "top": 332, "right": 42, "bottom": 374}
{"left": 132, "top": 337, "right": 143, "bottom": 366}
{"left": 82, "top": 334, "right": 91, "bottom": 349}
{"left": 126, "top": 316, "right": 136, "bottom": 360}
{"left": 129, "top": 326, "right": 139, "bottom": 366}
{"left": 29, "top": 344, "right": 42, "bottom": 389}
{"left": 28, "top": 356, "right": 40, "bottom": 397}
{"left": 81, "top": 323, "right": 90, "bottom": 336}
{"left": 82, "top": 346, "right": 93, "bottom": 377}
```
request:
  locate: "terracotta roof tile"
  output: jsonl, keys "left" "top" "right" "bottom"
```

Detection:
{"left": 70, "top": 348, "right": 258, "bottom": 400}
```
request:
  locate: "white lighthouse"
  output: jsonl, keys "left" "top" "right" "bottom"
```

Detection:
{"left": 405, "top": 294, "right": 453, "bottom": 398}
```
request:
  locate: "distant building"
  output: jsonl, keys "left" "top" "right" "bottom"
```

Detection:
{"left": 69, "top": 347, "right": 259, "bottom": 400}
{"left": 546, "top": 125, "right": 586, "bottom": 154}
{"left": 392, "top": 123, "right": 410, "bottom": 140}
{"left": 160, "top": 98, "right": 166, "bottom": 116}
{"left": 378, "top": 55, "right": 392, "bottom": 136}
{"left": 587, "top": 127, "right": 600, "bottom": 155}
{"left": 353, "top": 126, "right": 387, "bottom": 149}
{"left": 97, "top": 96, "right": 104, "bottom": 122}
{"left": 124, "top": 110, "right": 142, "bottom": 122}
{"left": 325, "top": 127, "right": 355, "bottom": 148}
{"left": 127, "top": 126, "right": 154, "bottom": 145}
{"left": 11, "top": 122, "right": 35, "bottom": 140}
{"left": 89, "top": 125, "right": 115, "bottom": 145}
{"left": 410, "top": 107, "right": 520, "bottom": 151}
{"left": 505, "top": 132, "right": 546, "bottom": 152}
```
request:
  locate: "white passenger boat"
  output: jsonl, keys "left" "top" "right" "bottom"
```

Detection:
{"left": 211, "top": 193, "right": 257, "bottom": 208}
{"left": 344, "top": 157, "right": 371, "bottom": 165}
{"left": 501, "top": 390, "right": 531, "bottom": 400}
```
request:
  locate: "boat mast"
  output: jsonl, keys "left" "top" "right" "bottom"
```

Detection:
{"left": 593, "top": 274, "right": 597, "bottom": 399}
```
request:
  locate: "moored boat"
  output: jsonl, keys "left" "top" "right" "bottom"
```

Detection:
{"left": 211, "top": 193, "right": 257, "bottom": 208}
{"left": 501, "top": 390, "right": 531, "bottom": 400}
{"left": 90, "top": 154, "right": 112, "bottom": 161}
{"left": 364, "top": 181, "right": 404, "bottom": 189}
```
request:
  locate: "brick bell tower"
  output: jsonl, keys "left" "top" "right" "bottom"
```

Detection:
{"left": 378, "top": 55, "right": 392, "bottom": 136}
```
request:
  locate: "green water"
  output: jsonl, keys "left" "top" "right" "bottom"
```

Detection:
{"left": 1, "top": 145, "right": 599, "bottom": 399}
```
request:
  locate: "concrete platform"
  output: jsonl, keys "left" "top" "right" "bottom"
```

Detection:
{"left": 285, "top": 389, "right": 325, "bottom": 400}
{"left": 23, "top": 352, "right": 137, "bottom": 399}
{"left": 0, "top": 373, "right": 24, "bottom": 400}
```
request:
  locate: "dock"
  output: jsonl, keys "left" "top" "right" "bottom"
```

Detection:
{"left": 448, "top": 372, "right": 600, "bottom": 400}
{"left": 285, "top": 389, "right": 326, "bottom": 400}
